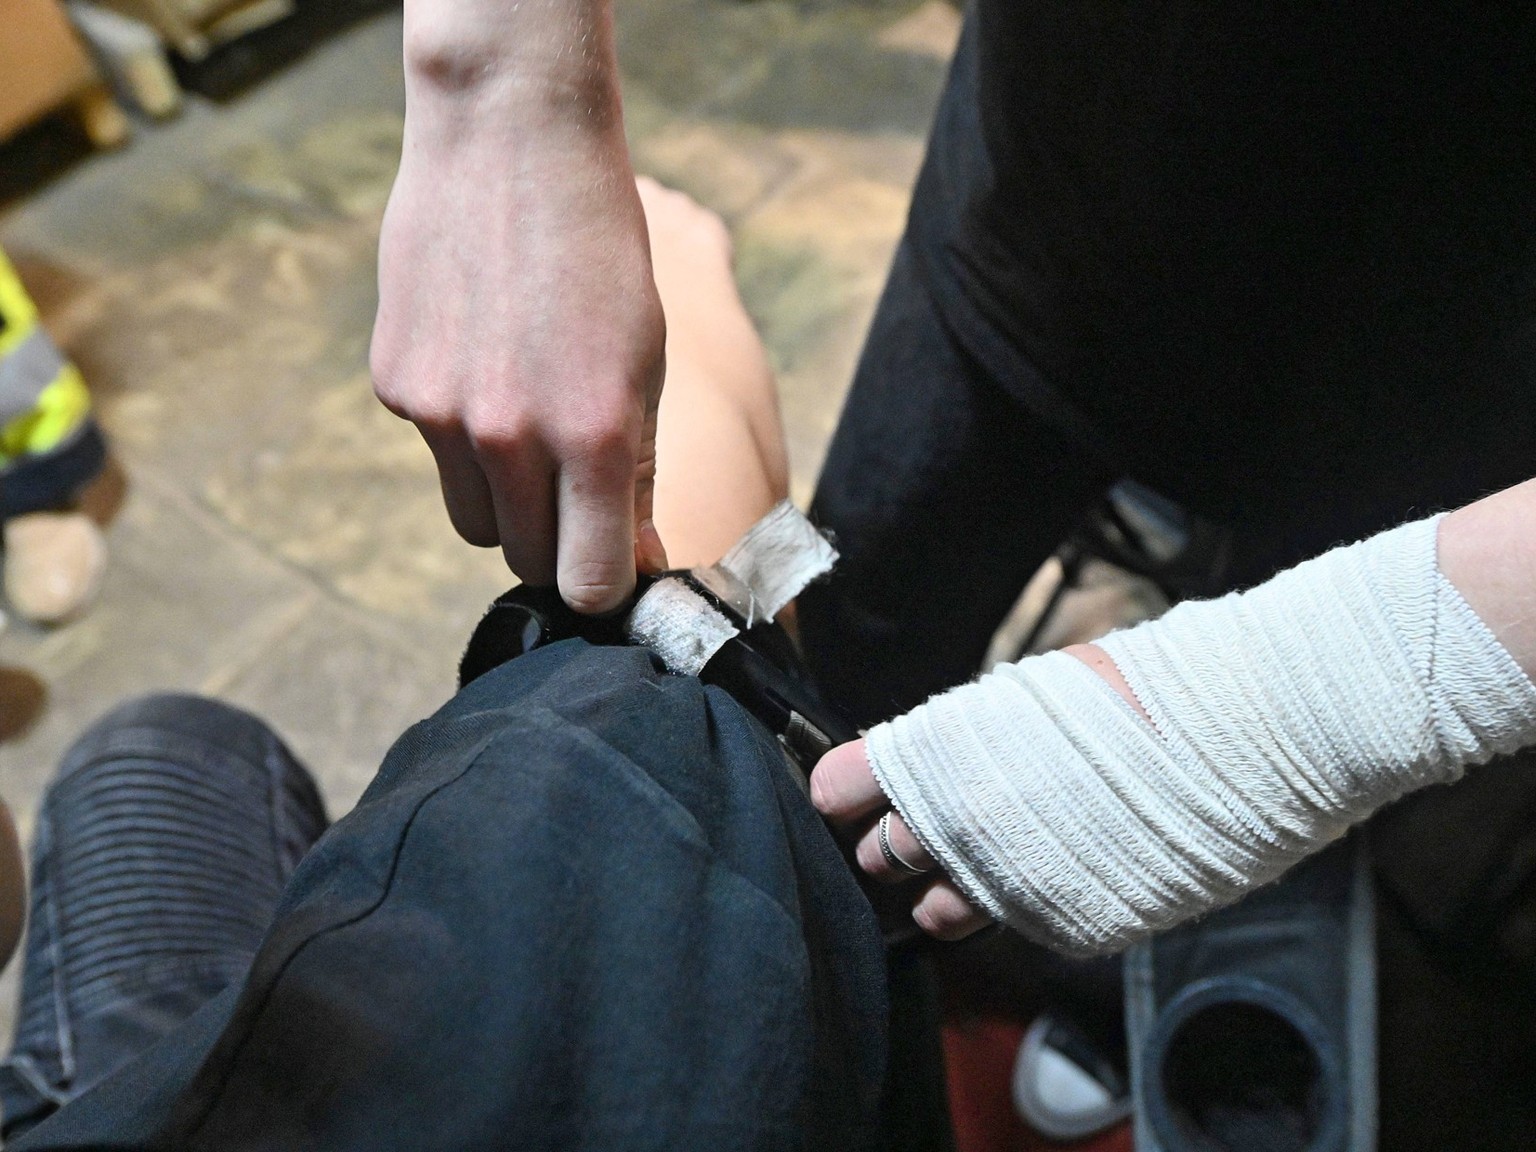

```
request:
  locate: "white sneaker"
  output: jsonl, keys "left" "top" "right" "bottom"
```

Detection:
{"left": 1012, "top": 1014, "right": 1132, "bottom": 1142}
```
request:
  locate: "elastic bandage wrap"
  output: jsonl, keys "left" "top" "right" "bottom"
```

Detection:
{"left": 867, "top": 516, "right": 1536, "bottom": 956}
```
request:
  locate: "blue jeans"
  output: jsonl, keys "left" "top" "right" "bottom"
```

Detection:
{"left": 4, "top": 641, "right": 888, "bottom": 1150}
{"left": 0, "top": 692, "right": 327, "bottom": 1136}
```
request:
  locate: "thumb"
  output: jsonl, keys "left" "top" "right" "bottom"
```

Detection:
{"left": 810, "top": 738, "right": 886, "bottom": 824}
{"left": 556, "top": 449, "right": 639, "bottom": 615}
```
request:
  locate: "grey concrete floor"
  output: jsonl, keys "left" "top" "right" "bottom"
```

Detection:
{"left": 0, "top": 1, "right": 959, "bottom": 1043}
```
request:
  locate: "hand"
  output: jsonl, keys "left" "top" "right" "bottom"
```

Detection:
{"left": 372, "top": 27, "right": 667, "bottom": 613}
{"left": 811, "top": 738, "right": 991, "bottom": 941}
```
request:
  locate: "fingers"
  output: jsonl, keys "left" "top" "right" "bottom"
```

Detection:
{"left": 422, "top": 423, "right": 561, "bottom": 586}
{"left": 809, "top": 738, "right": 888, "bottom": 823}
{"left": 483, "top": 445, "right": 559, "bottom": 587}
{"left": 555, "top": 352, "right": 666, "bottom": 610}
{"left": 854, "top": 809, "right": 935, "bottom": 884}
{"left": 419, "top": 418, "right": 653, "bottom": 603}
{"left": 811, "top": 738, "right": 994, "bottom": 942}
{"left": 632, "top": 356, "right": 667, "bottom": 576}
{"left": 419, "top": 426, "right": 500, "bottom": 548}
{"left": 635, "top": 518, "right": 669, "bottom": 574}
{"left": 913, "top": 882, "right": 993, "bottom": 942}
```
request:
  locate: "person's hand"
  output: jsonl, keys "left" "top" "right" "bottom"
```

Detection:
{"left": 372, "top": 14, "right": 668, "bottom": 613}
{"left": 811, "top": 738, "right": 991, "bottom": 941}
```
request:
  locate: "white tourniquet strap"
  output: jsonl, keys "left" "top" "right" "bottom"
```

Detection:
{"left": 626, "top": 501, "right": 837, "bottom": 676}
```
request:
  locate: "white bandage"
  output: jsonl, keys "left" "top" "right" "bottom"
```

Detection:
{"left": 867, "top": 516, "right": 1536, "bottom": 956}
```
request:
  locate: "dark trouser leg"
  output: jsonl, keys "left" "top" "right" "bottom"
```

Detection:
{"left": 800, "top": 241, "right": 1113, "bottom": 727}
{"left": 0, "top": 694, "right": 327, "bottom": 1140}
{"left": 800, "top": 6, "right": 1114, "bottom": 727}
{"left": 799, "top": 246, "right": 1114, "bottom": 1150}
{"left": 800, "top": 21, "right": 1117, "bottom": 1144}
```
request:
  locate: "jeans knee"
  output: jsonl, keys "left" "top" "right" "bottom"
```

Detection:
{"left": 55, "top": 693, "right": 283, "bottom": 789}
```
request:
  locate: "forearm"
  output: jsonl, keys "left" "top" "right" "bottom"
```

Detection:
{"left": 400, "top": 0, "right": 633, "bottom": 215}
{"left": 404, "top": 0, "right": 621, "bottom": 130}
{"left": 377, "top": 0, "right": 663, "bottom": 612}
{"left": 1071, "top": 478, "right": 1536, "bottom": 709}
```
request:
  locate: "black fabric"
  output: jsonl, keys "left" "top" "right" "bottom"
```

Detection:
{"left": 13, "top": 642, "right": 888, "bottom": 1151}
{"left": 801, "top": 234, "right": 1113, "bottom": 726}
{"left": 804, "top": 2, "right": 1536, "bottom": 722}
{"left": 961, "top": 2, "right": 1536, "bottom": 528}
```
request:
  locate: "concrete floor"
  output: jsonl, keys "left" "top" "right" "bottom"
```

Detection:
{"left": 0, "top": 0, "right": 960, "bottom": 1041}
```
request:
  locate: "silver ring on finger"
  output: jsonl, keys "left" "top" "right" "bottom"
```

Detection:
{"left": 877, "top": 811, "right": 932, "bottom": 877}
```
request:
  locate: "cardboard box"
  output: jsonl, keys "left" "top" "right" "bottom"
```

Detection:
{"left": 0, "top": 0, "right": 99, "bottom": 141}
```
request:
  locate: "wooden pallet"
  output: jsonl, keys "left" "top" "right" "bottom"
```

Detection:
{"left": 95, "top": 0, "right": 293, "bottom": 61}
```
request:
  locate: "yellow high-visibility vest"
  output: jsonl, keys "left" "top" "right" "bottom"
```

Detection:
{"left": 0, "top": 247, "right": 91, "bottom": 467}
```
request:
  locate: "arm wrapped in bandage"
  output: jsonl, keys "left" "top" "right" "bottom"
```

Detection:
{"left": 867, "top": 516, "right": 1536, "bottom": 956}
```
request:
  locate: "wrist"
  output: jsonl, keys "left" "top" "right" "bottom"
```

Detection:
{"left": 403, "top": 0, "right": 621, "bottom": 140}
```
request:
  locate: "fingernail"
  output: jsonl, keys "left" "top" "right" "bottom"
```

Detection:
{"left": 636, "top": 519, "right": 670, "bottom": 573}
